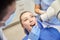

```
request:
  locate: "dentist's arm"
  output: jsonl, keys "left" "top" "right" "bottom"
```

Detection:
{"left": 40, "top": 0, "right": 60, "bottom": 22}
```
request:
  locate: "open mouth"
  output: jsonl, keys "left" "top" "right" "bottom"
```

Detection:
{"left": 30, "top": 23, "right": 35, "bottom": 28}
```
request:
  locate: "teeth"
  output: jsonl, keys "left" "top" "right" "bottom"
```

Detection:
{"left": 30, "top": 24, "right": 35, "bottom": 27}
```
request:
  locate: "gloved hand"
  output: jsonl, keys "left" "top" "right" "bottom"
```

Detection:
{"left": 28, "top": 25, "right": 40, "bottom": 40}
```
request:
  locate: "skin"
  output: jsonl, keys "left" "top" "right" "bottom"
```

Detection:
{"left": 2, "top": 1, "right": 16, "bottom": 22}
{"left": 0, "top": 1, "right": 16, "bottom": 26}
{"left": 35, "top": 4, "right": 45, "bottom": 15}
{"left": 20, "top": 12, "right": 37, "bottom": 32}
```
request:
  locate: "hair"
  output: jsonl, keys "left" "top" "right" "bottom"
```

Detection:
{"left": 0, "top": 0, "right": 16, "bottom": 21}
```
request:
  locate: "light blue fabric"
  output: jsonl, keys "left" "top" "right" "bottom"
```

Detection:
{"left": 35, "top": 0, "right": 60, "bottom": 25}
{"left": 35, "top": 0, "right": 54, "bottom": 11}
{"left": 46, "top": 16, "right": 60, "bottom": 25}
{"left": 5, "top": 13, "right": 16, "bottom": 26}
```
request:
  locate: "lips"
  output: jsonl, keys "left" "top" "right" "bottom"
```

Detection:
{"left": 30, "top": 23, "right": 35, "bottom": 27}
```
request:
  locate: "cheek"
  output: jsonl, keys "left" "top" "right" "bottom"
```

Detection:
{"left": 22, "top": 21, "right": 29, "bottom": 28}
{"left": 22, "top": 22, "right": 32, "bottom": 32}
{"left": 33, "top": 18, "right": 37, "bottom": 23}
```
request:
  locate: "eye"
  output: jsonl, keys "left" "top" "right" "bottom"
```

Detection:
{"left": 31, "top": 15, "right": 35, "bottom": 18}
{"left": 24, "top": 18, "right": 28, "bottom": 21}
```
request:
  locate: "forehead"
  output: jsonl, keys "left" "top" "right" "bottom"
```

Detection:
{"left": 21, "top": 12, "right": 33, "bottom": 19}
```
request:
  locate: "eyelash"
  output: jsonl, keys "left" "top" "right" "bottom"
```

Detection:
{"left": 24, "top": 19, "right": 28, "bottom": 21}
{"left": 31, "top": 16, "right": 34, "bottom": 18}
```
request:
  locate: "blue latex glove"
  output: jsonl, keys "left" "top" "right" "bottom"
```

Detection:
{"left": 28, "top": 25, "right": 40, "bottom": 40}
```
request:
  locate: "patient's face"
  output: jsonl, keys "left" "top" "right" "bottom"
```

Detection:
{"left": 21, "top": 12, "right": 37, "bottom": 32}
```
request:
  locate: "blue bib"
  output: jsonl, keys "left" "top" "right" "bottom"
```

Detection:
{"left": 40, "top": 27, "right": 60, "bottom": 40}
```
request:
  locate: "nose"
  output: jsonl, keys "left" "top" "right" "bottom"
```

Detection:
{"left": 29, "top": 18, "right": 33, "bottom": 23}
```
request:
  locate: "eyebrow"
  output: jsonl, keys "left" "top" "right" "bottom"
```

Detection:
{"left": 30, "top": 14, "right": 34, "bottom": 17}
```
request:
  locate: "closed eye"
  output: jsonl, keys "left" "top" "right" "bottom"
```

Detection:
{"left": 31, "top": 15, "right": 35, "bottom": 18}
{"left": 24, "top": 18, "right": 28, "bottom": 21}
